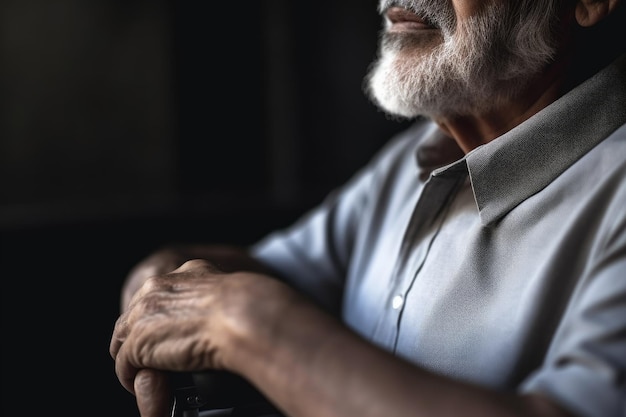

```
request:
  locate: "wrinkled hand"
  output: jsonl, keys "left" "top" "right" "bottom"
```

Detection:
{"left": 120, "top": 245, "right": 277, "bottom": 313}
{"left": 110, "top": 259, "right": 296, "bottom": 417}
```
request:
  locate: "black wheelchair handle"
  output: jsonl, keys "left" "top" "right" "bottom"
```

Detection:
{"left": 170, "top": 370, "right": 281, "bottom": 416}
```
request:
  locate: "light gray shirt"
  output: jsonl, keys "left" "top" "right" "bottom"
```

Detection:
{"left": 251, "top": 54, "right": 626, "bottom": 417}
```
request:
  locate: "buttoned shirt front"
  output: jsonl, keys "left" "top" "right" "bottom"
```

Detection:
{"left": 251, "top": 54, "right": 626, "bottom": 417}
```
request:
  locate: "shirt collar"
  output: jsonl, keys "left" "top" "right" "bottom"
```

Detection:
{"left": 434, "top": 53, "right": 626, "bottom": 226}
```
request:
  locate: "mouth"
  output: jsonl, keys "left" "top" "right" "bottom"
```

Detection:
{"left": 385, "top": 6, "right": 438, "bottom": 32}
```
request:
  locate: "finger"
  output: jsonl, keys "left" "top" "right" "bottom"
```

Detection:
{"left": 134, "top": 368, "right": 172, "bottom": 417}
{"left": 109, "top": 312, "right": 130, "bottom": 360}
{"left": 115, "top": 352, "right": 140, "bottom": 394}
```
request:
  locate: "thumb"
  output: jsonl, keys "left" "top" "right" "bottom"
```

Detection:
{"left": 134, "top": 368, "right": 172, "bottom": 417}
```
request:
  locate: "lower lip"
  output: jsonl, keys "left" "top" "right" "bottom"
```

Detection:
{"left": 388, "top": 21, "right": 438, "bottom": 33}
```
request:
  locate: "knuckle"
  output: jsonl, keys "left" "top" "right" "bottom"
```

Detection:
{"left": 180, "top": 258, "right": 210, "bottom": 269}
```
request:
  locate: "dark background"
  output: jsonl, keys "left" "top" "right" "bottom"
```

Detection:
{"left": 1, "top": 0, "right": 410, "bottom": 415}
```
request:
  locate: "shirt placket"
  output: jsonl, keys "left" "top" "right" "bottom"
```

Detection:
{"left": 371, "top": 165, "right": 467, "bottom": 351}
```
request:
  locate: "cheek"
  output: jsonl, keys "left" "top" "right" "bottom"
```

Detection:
{"left": 452, "top": 0, "right": 496, "bottom": 24}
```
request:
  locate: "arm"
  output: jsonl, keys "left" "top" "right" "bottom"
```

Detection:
{"left": 110, "top": 260, "right": 577, "bottom": 417}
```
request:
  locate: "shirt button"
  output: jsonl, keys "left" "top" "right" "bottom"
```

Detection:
{"left": 392, "top": 295, "right": 404, "bottom": 310}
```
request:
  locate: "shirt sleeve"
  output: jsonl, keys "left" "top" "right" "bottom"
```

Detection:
{"left": 520, "top": 194, "right": 626, "bottom": 417}
{"left": 249, "top": 158, "right": 376, "bottom": 314}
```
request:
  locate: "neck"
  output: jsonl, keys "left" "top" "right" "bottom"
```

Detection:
{"left": 434, "top": 60, "right": 567, "bottom": 153}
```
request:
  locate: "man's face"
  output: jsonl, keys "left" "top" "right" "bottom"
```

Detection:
{"left": 365, "top": 0, "right": 563, "bottom": 119}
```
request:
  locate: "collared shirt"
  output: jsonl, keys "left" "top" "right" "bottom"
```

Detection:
{"left": 251, "top": 54, "right": 626, "bottom": 417}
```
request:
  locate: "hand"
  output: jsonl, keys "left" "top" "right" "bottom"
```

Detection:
{"left": 120, "top": 245, "right": 278, "bottom": 313}
{"left": 110, "top": 259, "right": 297, "bottom": 417}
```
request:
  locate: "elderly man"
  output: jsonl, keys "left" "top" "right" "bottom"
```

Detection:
{"left": 110, "top": 1, "right": 626, "bottom": 416}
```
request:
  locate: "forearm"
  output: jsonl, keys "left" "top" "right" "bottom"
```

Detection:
{"left": 231, "top": 296, "right": 575, "bottom": 417}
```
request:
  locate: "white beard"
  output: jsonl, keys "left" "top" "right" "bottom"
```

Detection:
{"left": 365, "top": 1, "right": 562, "bottom": 119}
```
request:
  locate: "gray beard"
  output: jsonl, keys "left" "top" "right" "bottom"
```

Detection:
{"left": 365, "top": 1, "right": 562, "bottom": 119}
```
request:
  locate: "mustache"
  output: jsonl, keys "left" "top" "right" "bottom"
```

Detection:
{"left": 378, "top": 0, "right": 455, "bottom": 31}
